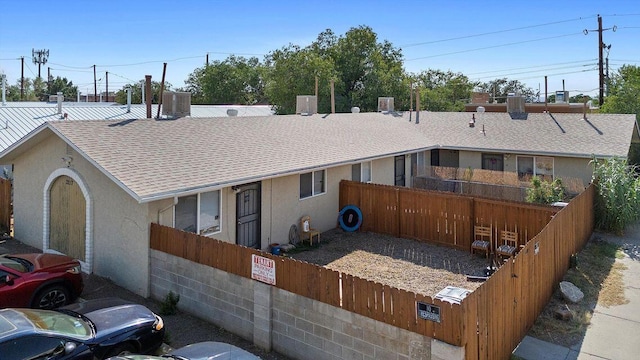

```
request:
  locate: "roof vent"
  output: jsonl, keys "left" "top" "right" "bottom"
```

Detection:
{"left": 162, "top": 91, "right": 191, "bottom": 118}
{"left": 227, "top": 109, "right": 238, "bottom": 117}
{"left": 351, "top": 107, "right": 360, "bottom": 113}
{"left": 295, "top": 95, "right": 317, "bottom": 115}
{"left": 377, "top": 97, "right": 394, "bottom": 112}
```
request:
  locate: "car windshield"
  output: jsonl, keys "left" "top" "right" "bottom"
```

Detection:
{"left": 0, "top": 256, "right": 29, "bottom": 273}
{"left": 20, "top": 309, "right": 93, "bottom": 340}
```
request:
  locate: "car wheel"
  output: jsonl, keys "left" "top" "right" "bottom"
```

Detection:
{"left": 33, "top": 285, "right": 70, "bottom": 309}
{"left": 105, "top": 343, "right": 136, "bottom": 358}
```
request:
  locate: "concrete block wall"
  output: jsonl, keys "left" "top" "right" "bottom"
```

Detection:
{"left": 149, "top": 250, "right": 464, "bottom": 360}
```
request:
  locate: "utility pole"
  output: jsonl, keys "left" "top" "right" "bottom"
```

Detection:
{"left": 604, "top": 44, "right": 611, "bottom": 96}
{"left": 20, "top": 57, "right": 24, "bottom": 101}
{"left": 584, "top": 15, "right": 616, "bottom": 105}
{"left": 47, "top": 67, "right": 51, "bottom": 95}
{"left": 31, "top": 49, "right": 49, "bottom": 78}
{"left": 105, "top": 72, "right": 109, "bottom": 102}
{"left": 93, "top": 65, "right": 97, "bottom": 102}
{"left": 206, "top": 52, "right": 209, "bottom": 67}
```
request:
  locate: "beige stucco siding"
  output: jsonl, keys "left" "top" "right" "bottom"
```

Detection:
{"left": 13, "top": 135, "right": 151, "bottom": 297}
{"left": 553, "top": 157, "right": 593, "bottom": 183}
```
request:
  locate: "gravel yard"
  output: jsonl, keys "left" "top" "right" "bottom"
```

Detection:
{"left": 287, "top": 228, "right": 490, "bottom": 297}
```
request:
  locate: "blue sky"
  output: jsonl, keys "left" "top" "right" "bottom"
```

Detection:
{"left": 1, "top": 0, "right": 638, "bottom": 99}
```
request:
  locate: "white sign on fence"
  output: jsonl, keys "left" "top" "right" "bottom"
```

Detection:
{"left": 251, "top": 254, "right": 276, "bottom": 285}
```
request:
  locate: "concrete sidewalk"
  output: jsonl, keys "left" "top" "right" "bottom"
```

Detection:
{"left": 513, "top": 224, "right": 640, "bottom": 360}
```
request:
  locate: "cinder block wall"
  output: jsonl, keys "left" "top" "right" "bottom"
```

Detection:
{"left": 150, "top": 250, "right": 463, "bottom": 360}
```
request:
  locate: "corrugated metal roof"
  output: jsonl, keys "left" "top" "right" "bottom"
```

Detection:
{"left": 0, "top": 102, "right": 273, "bottom": 152}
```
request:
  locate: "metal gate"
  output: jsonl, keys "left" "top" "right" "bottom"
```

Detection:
{"left": 236, "top": 182, "right": 261, "bottom": 249}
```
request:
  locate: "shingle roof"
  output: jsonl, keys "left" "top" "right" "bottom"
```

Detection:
{"left": 409, "top": 111, "right": 635, "bottom": 158}
{"left": 1, "top": 110, "right": 636, "bottom": 203}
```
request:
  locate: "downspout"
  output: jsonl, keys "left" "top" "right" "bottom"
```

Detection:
{"left": 157, "top": 197, "right": 179, "bottom": 224}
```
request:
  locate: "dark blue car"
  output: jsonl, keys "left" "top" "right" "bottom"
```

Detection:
{"left": 0, "top": 298, "right": 165, "bottom": 360}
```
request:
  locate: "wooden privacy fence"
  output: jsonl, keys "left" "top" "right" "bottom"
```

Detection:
{"left": 462, "top": 184, "right": 595, "bottom": 360}
{"left": 150, "top": 223, "right": 466, "bottom": 346}
{"left": 150, "top": 181, "right": 594, "bottom": 359}
{"left": 339, "top": 180, "right": 558, "bottom": 252}
{"left": 0, "top": 178, "right": 11, "bottom": 231}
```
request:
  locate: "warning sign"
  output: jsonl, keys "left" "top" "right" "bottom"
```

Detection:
{"left": 251, "top": 255, "right": 276, "bottom": 285}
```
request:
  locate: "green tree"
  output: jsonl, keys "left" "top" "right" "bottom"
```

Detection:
{"left": 477, "top": 78, "right": 538, "bottom": 103}
{"left": 46, "top": 76, "right": 78, "bottom": 101}
{"left": 600, "top": 65, "right": 640, "bottom": 164}
{"left": 264, "top": 45, "right": 337, "bottom": 114}
{"left": 264, "top": 26, "right": 407, "bottom": 114}
{"left": 183, "top": 55, "right": 266, "bottom": 105}
{"left": 114, "top": 80, "right": 172, "bottom": 104}
{"left": 413, "top": 70, "right": 477, "bottom": 111}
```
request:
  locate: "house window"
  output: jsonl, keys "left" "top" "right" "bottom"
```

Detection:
{"left": 300, "top": 170, "right": 326, "bottom": 199}
{"left": 517, "top": 156, "right": 554, "bottom": 181}
{"left": 174, "top": 190, "right": 221, "bottom": 235}
{"left": 352, "top": 162, "right": 372, "bottom": 183}
{"left": 481, "top": 153, "right": 504, "bottom": 171}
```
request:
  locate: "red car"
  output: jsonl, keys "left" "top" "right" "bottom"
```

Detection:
{"left": 0, "top": 253, "right": 84, "bottom": 309}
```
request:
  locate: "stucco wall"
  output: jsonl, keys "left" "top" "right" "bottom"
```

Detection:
{"left": 149, "top": 250, "right": 456, "bottom": 360}
{"left": 13, "top": 135, "right": 151, "bottom": 297}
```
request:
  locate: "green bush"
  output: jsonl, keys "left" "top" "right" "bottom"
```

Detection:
{"left": 591, "top": 157, "right": 640, "bottom": 234}
{"left": 525, "top": 176, "right": 565, "bottom": 204}
{"left": 159, "top": 291, "right": 180, "bottom": 315}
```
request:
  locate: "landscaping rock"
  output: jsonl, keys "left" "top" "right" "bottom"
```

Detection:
{"left": 560, "top": 281, "right": 584, "bottom": 304}
{"left": 554, "top": 304, "right": 573, "bottom": 321}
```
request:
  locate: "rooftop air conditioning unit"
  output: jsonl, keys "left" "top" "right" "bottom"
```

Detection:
{"left": 506, "top": 96, "right": 525, "bottom": 113}
{"left": 295, "top": 95, "right": 317, "bottom": 115}
{"left": 162, "top": 91, "right": 191, "bottom": 117}
{"left": 377, "top": 97, "right": 394, "bottom": 112}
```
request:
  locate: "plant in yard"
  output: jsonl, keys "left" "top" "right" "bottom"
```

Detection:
{"left": 591, "top": 157, "right": 640, "bottom": 234}
{"left": 160, "top": 291, "right": 180, "bottom": 315}
{"left": 525, "top": 176, "right": 565, "bottom": 204}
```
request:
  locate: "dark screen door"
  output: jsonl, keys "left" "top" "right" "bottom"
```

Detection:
{"left": 236, "top": 183, "right": 261, "bottom": 249}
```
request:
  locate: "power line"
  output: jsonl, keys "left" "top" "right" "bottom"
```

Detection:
{"left": 401, "top": 15, "right": 597, "bottom": 48}
{"left": 405, "top": 32, "right": 584, "bottom": 61}
{"left": 96, "top": 55, "right": 204, "bottom": 68}
{"left": 471, "top": 63, "right": 597, "bottom": 80}
{"left": 465, "top": 59, "right": 596, "bottom": 76}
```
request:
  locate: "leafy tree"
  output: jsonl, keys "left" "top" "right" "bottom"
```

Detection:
{"left": 569, "top": 93, "right": 593, "bottom": 104}
{"left": 477, "top": 78, "right": 538, "bottom": 103}
{"left": 114, "top": 80, "right": 172, "bottom": 104}
{"left": 4, "top": 78, "right": 45, "bottom": 101}
{"left": 46, "top": 76, "right": 78, "bottom": 101}
{"left": 264, "top": 45, "right": 337, "bottom": 114}
{"left": 413, "top": 70, "right": 477, "bottom": 111}
{"left": 265, "top": 26, "right": 406, "bottom": 114}
{"left": 183, "top": 55, "right": 266, "bottom": 105}
{"left": 600, "top": 65, "right": 640, "bottom": 164}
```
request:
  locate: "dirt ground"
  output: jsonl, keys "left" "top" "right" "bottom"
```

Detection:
{"left": 287, "top": 228, "right": 490, "bottom": 297}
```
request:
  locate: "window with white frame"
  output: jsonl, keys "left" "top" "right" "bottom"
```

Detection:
{"left": 517, "top": 156, "right": 554, "bottom": 181}
{"left": 174, "top": 190, "right": 221, "bottom": 236}
{"left": 300, "top": 170, "right": 326, "bottom": 199}
{"left": 352, "top": 161, "right": 372, "bottom": 183}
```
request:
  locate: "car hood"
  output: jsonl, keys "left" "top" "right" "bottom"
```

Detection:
{"left": 169, "top": 341, "right": 261, "bottom": 360}
{"left": 13, "top": 253, "right": 79, "bottom": 270}
{"left": 62, "top": 298, "right": 157, "bottom": 335}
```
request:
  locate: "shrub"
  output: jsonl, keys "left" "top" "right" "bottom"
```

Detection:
{"left": 160, "top": 291, "right": 180, "bottom": 315}
{"left": 591, "top": 157, "right": 640, "bottom": 234}
{"left": 525, "top": 176, "right": 565, "bottom": 204}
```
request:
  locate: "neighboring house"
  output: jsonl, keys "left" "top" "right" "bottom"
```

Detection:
{"left": 0, "top": 110, "right": 636, "bottom": 297}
